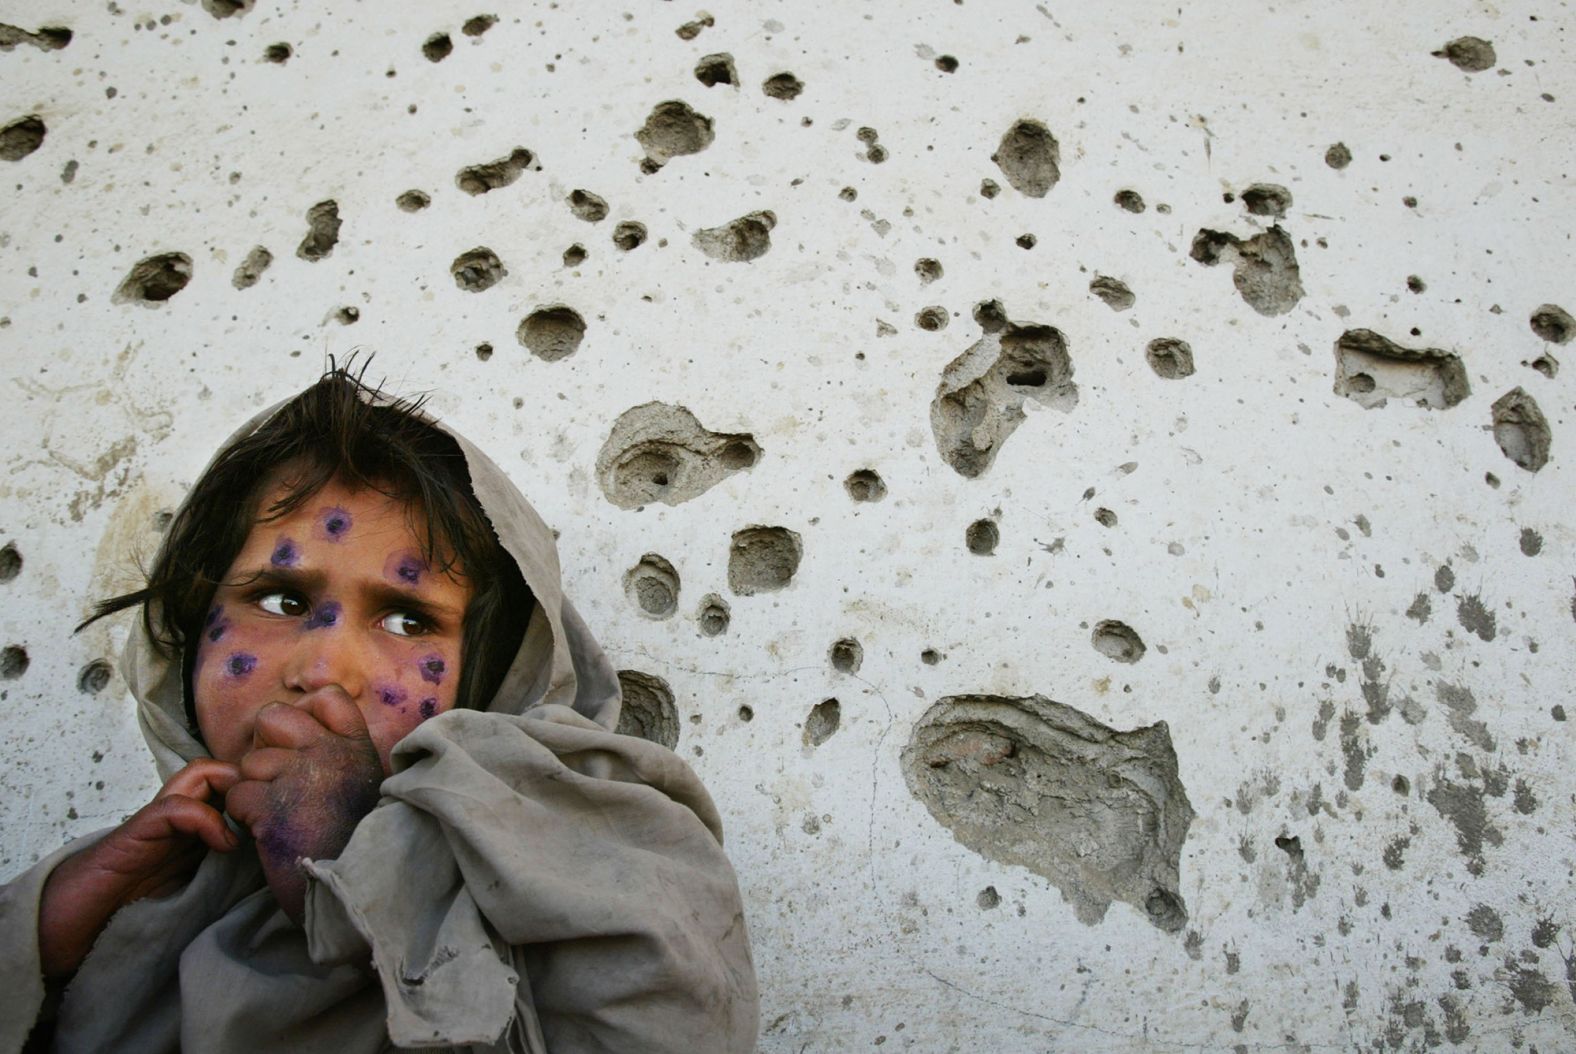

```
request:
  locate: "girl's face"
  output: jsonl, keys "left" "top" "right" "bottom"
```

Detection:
{"left": 192, "top": 478, "right": 474, "bottom": 772}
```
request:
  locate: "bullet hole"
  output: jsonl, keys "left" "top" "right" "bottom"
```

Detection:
{"left": 844, "top": 469, "right": 886, "bottom": 502}
{"left": 762, "top": 72, "right": 804, "bottom": 100}
{"left": 728, "top": 526, "right": 802, "bottom": 595}
{"left": 903, "top": 694, "right": 1193, "bottom": 931}
{"left": 675, "top": 13, "right": 714, "bottom": 40}
{"left": 636, "top": 100, "right": 714, "bottom": 167}
{"left": 1331, "top": 329, "right": 1469, "bottom": 409}
{"left": 390, "top": 190, "right": 433, "bottom": 216}
{"left": 475, "top": 342, "right": 493, "bottom": 361}
{"left": 615, "top": 670, "right": 679, "bottom": 749}
{"left": 1273, "top": 833, "right": 1302, "bottom": 860}
{"left": 829, "top": 637, "right": 863, "bottom": 674}
{"left": 296, "top": 200, "right": 341, "bottom": 261}
{"left": 0, "top": 543, "right": 19, "bottom": 582}
{"left": 916, "top": 306, "right": 949, "bottom": 331}
{"left": 0, "top": 115, "right": 46, "bottom": 162}
{"left": 737, "top": 704, "right": 754, "bottom": 722}
{"left": 456, "top": 147, "right": 534, "bottom": 194}
{"left": 965, "top": 519, "right": 999, "bottom": 556}
{"left": 698, "top": 594, "right": 730, "bottom": 637}
{"left": 596, "top": 402, "right": 760, "bottom": 508}
{"left": 1407, "top": 274, "right": 1426, "bottom": 294}
{"left": 1146, "top": 338, "right": 1195, "bottom": 380}
{"left": 693, "top": 210, "right": 775, "bottom": 262}
{"left": 228, "top": 246, "right": 272, "bottom": 291}
{"left": 865, "top": 144, "right": 888, "bottom": 164}
{"left": 562, "top": 244, "right": 587, "bottom": 267}
{"left": 1529, "top": 304, "right": 1573, "bottom": 344}
{"left": 979, "top": 178, "right": 1000, "bottom": 199}
{"left": 1113, "top": 189, "right": 1146, "bottom": 213}
{"left": 1089, "top": 276, "right": 1134, "bottom": 311}
{"left": 612, "top": 220, "right": 647, "bottom": 251}
{"left": 934, "top": 54, "right": 958, "bottom": 73}
{"left": 991, "top": 118, "right": 1060, "bottom": 197}
{"left": 516, "top": 305, "right": 585, "bottom": 361}
{"left": 804, "top": 699, "right": 841, "bottom": 747}
{"left": 625, "top": 553, "right": 680, "bottom": 619}
{"left": 1324, "top": 142, "right": 1352, "bottom": 169}
{"left": 201, "top": 0, "right": 252, "bottom": 17}
{"left": 1526, "top": 353, "right": 1559, "bottom": 378}
{"left": 1491, "top": 387, "right": 1551, "bottom": 472}
{"left": 335, "top": 306, "right": 360, "bottom": 325}
{"left": 1433, "top": 36, "right": 1496, "bottom": 73}
{"left": 1091, "top": 620, "right": 1145, "bottom": 663}
{"left": 1240, "top": 183, "right": 1292, "bottom": 219}
{"left": 976, "top": 886, "right": 1000, "bottom": 909}
{"left": 915, "top": 258, "right": 943, "bottom": 284}
{"left": 1015, "top": 233, "right": 1037, "bottom": 250}
{"left": 422, "top": 32, "right": 453, "bottom": 62}
{"left": 568, "top": 189, "right": 609, "bottom": 222}
{"left": 1190, "top": 226, "right": 1303, "bottom": 316}
{"left": 451, "top": 247, "right": 506, "bottom": 292}
{"left": 264, "top": 42, "right": 291, "bottom": 63}
{"left": 462, "top": 14, "right": 497, "bottom": 36}
{"left": 932, "top": 303, "right": 1077, "bottom": 477}
{"left": 77, "top": 659, "right": 112, "bottom": 695}
{"left": 0, "top": 645, "right": 28, "bottom": 679}
{"left": 694, "top": 51, "right": 737, "bottom": 87}
{"left": 1391, "top": 774, "right": 1410, "bottom": 795}
{"left": 1094, "top": 507, "right": 1117, "bottom": 527}
{"left": 115, "top": 252, "right": 192, "bottom": 304}
{"left": 60, "top": 159, "right": 77, "bottom": 184}
{"left": 837, "top": 186, "right": 857, "bottom": 202}
{"left": 0, "top": 24, "right": 72, "bottom": 51}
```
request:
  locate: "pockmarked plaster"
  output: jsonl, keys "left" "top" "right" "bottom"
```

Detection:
{"left": 1, "top": 2, "right": 1572, "bottom": 1050}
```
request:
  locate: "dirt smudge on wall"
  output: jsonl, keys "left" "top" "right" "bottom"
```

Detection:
{"left": 902, "top": 694, "right": 1193, "bottom": 932}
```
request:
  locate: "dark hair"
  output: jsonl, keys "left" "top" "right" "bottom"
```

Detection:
{"left": 82, "top": 360, "right": 534, "bottom": 732}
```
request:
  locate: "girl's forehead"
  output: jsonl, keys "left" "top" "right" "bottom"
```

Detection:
{"left": 244, "top": 482, "right": 430, "bottom": 562}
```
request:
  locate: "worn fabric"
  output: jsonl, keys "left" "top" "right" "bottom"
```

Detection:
{"left": 0, "top": 395, "right": 758, "bottom": 1053}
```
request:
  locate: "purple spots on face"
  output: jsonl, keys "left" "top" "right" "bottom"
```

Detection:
{"left": 270, "top": 537, "right": 300, "bottom": 567}
{"left": 384, "top": 550, "right": 427, "bottom": 586}
{"left": 317, "top": 506, "right": 353, "bottom": 541}
{"left": 419, "top": 697, "right": 438, "bottom": 720}
{"left": 225, "top": 652, "right": 257, "bottom": 679}
{"left": 418, "top": 654, "right": 446, "bottom": 684}
{"left": 303, "top": 601, "right": 341, "bottom": 630}
{"left": 376, "top": 683, "right": 408, "bottom": 708}
{"left": 205, "top": 605, "right": 228, "bottom": 642}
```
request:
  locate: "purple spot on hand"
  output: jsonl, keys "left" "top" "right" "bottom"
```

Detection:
{"left": 376, "top": 683, "right": 408, "bottom": 708}
{"left": 418, "top": 654, "right": 446, "bottom": 684}
{"left": 317, "top": 507, "right": 353, "bottom": 541}
{"left": 225, "top": 652, "right": 257, "bottom": 678}
{"left": 303, "top": 600, "right": 341, "bottom": 630}
{"left": 419, "top": 697, "right": 437, "bottom": 719}
{"left": 271, "top": 537, "right": 300, "bottom": 567}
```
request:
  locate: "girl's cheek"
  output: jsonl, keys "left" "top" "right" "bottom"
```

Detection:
{"left": 362, "top": 645, "right": 460, "bottom": 766}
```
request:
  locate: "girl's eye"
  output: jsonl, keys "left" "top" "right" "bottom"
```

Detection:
{"left": 258, "top": 591, "right": 309, "bottom": 617}
{"left": 381, "top": 612, "right": 429, "bottom": 637}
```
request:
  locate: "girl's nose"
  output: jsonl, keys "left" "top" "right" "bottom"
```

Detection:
{"left": 280, "top": 612, "right": 371, "bottom": 701}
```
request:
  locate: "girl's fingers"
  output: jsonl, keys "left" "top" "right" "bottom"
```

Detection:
{"left": 237, "top": 747, "right": 295, "bottom": 783}
{"left": 157, "top": 758, "right": 242, "bottom": 803}
{"left": 121, "top": 794, "right": 239, "bottom": 857}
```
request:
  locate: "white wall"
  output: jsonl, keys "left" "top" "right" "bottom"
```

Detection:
{"left": 2, "top": 1, "right": 1572, "bottom": 1049}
